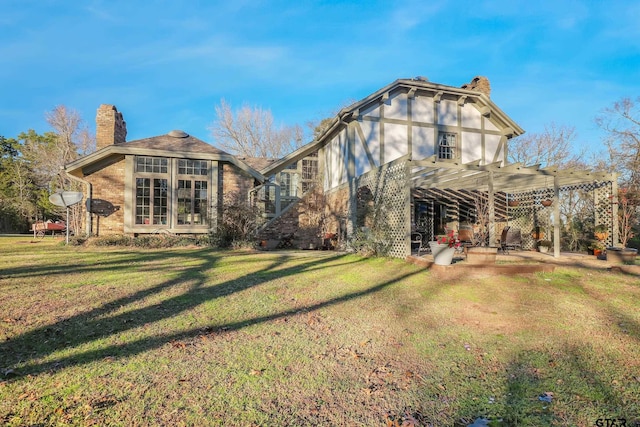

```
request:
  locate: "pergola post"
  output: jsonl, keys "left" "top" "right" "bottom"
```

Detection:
{"left": 488, "top": 171, "right": 495, "bottom": 246}
{"left": 611, "top": 176, "right": 619, "bottom": 246}
{"left": 553, "top": 174, "right": 560, "bottom": 258}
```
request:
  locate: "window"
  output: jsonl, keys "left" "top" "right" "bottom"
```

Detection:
{"left": 135, "top": 178, "right": 168, "bottom": 225}
{"left": 136, "top": 156, "right": 168, "bottom": 173}
{"left": 301, "top": 154, "right": 318, "bottom": 193}
{"left": 177, "top": 180, "right": 208, "bottom": 225}
{"left": 178, "top": 159, "right": 208, "bottom": 175}
{"left": 279, "top": 172, "right": 299, "bottom": 198}
{"left": 134, "top": 156, "right": 169, "bottom": 225}
{"left": 438, "top": 133, "right": 457, "bottom": 160}
{"left": 133, "top": 156, "right": 210, "bottom": 229}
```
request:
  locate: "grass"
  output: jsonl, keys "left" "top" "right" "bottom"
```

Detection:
{"left": 1, "top": 236, "right": 639, "bottom": 426}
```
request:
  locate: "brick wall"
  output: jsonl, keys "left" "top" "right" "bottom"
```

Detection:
{"left": 222, "top": 163, "right": 254, "bottom": 197}
{"left": 86, "top": 158, "right": 126, "bottom": 235}
{"left": 257, "top": 185, "right": 349, "bottom": 249}
{"left": 324, "top": 186, "right": 350, "bottom": 235}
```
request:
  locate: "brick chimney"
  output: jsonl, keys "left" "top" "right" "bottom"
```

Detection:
{"left": 461, "top": 76, "right": 491, "bottom": 97}
{"left": 96, "top": 104, "right": 127, "bottom": 149}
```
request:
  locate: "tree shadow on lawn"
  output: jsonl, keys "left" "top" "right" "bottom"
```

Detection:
{"left": 1, "top": 249, "right": 422, "bottom": 378}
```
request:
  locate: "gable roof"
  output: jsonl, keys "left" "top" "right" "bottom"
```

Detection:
{"left": 65, "top": 130, "right": 266, "bottom": 182}
{"left": 261, "top": 77, "right": 525, "bottom": 177}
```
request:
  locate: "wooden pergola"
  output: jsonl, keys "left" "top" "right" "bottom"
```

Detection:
{"left": 408, "top": 156, "right": 618, "bottom": 258}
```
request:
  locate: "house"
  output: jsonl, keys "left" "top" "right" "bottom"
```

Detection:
{"left": 65, "top": 77, "right": 618, "bottom": 258}
{"left": 256, "top": 76, "right": 618, "bottom": 258}
{"left": 64, "top": 105, "right": 265, "bottom": 236}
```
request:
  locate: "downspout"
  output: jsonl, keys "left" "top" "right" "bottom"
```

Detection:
{"left": 63, "top": 168, "right": 93, "bottom": 236}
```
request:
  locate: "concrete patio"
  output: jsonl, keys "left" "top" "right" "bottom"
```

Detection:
{"left": 406, "top": 249, "right": 640, "bottom": 278}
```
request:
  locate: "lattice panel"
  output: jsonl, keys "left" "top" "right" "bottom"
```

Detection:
{"left": 505, "top": 188, "right": 554, "bottom": 250}
{"left": 594, "top": 182, "right": 614, "bottom": 247}
{"left": 506, "top": 181, "right": 616, "bottom": 249}
{"left": 357, "top": 162, "right": 410, "bottom": 258}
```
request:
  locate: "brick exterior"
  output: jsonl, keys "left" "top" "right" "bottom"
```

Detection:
{"left": 96, "top": 104, "right": 127, "bottom": 149}
{"left": 222, "top": 163, "right": 255, "bottom": 197}
{"left": 257, "top": 185, "right": 347, "bottom": 249}
{"left": 460, "top": 76, "right": 491, "bottom": 97}
{"left": 86, "top": 158, "right": 126, "bottom": 235}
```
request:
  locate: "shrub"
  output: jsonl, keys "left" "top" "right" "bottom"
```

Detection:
{"left": 91, "top": 235, "right": 133, "bottom": 246}
{"left": 88, "top": 234, "right": 209, "bottom": 248}
{"left": 212, "top": 194, "right": 260, "bottom": 248}
{"left": 537, "top": 240, "right": 552, "bottom": 248}
{"left": 348, "top": 227, "right": 392, "bottom": 257}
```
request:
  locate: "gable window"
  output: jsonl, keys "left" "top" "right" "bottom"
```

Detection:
{"left": 438, "top": 133, "right": 457, "bottom": 160}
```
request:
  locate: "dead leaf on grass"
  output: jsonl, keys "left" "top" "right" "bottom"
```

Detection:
{"left": 249, "top": 369, "right": 264, "bottom": 376}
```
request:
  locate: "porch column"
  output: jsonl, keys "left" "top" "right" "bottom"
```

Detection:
{"left": 611, "top": 176, "right": 619, "bottom": 246}
{"left": 404, "top": 161, "right": 412, "bottom": 257}
{"left": 488, "top": 171, "right": 495, "bottom": 246}
{"left": 553, "top": 174, "right": 560, "bottom": 258}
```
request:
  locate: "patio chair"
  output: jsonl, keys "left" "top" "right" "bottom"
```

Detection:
{"left": 500, "top": 226, "right": 522, "bottom": 254}
{"left": 458, "top": 226, "right": 474, "bottom": 246}
{"left": 411, "top": 232, "right": 424, "bottom": 254}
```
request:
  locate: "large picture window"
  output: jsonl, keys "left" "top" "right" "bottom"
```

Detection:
{"left": 132, "top": 156, "right": 210, "bottom": 230}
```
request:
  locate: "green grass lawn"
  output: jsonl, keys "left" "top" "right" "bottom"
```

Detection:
{"left": 1, "top": 236, "right": 639, "bottom": 426}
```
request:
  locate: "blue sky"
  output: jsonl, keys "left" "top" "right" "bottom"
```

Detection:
{"left": 1, "top": 0, "right": 639, "bottom": 157}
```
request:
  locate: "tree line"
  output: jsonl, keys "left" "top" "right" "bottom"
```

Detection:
{"left": 0, "top": 106, "right": 94, "bottom": 233}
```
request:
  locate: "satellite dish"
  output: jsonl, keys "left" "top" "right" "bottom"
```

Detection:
{"left": 49, "top": 191, "right": 84, "bottom": 208}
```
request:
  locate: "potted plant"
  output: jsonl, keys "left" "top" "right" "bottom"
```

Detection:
{"left": 429, "top": 228, "right": 459, "bottom": 266}
{"left": 607, "top": 187, "right": 639, "bottom": 264}
{"left": 594, "top": 224, "right": 609, "bottom": 242}
{"left": 588, "top": 240, "right": 606, "bottom": 258}
{"left": 465, "top": 194, "right": 499, "bottom": 264}
{"left": 537, "top": 240, "right": 552, "bottom": 253}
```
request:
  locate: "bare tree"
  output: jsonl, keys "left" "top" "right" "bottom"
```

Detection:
{"left": 210, "top": 99, "right": 304, "bottom": 158}
{"left": 46, "top": 105, "right": 96, "bottom": 158}
{"left": 21, "top": 105, "right": 95, "bottom": 191}
{"left": 508, "top": 123, "right": 585, "bottom": 168}
{"left": 595, "top": 96, "right": 640, "bottom": 188}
